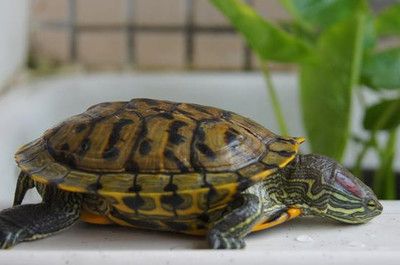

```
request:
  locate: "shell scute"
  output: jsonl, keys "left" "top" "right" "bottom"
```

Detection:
{"left": 33, "top": 162, "right": 69, "bottom": 183}
{"left": 136, "top": 174, "right": 171, "bottom": 193}
{"left": 130, "top": 114, "right": 196, "bottom": 173}
{"left": 99, "top": 173, "right": 135, "bottom": 193}
{"left": 172, "top": 173, "right": 203, "bottom": 191}
{"left": 57, "top": 171, "right": 99, "bottom": 193}
{"left": 15, "top": 138, "right": 45, "bottom": 163}
{"left": 19, "top": 150, "right": 51, "bottom": 174}
{"left": 123, "top": 195, "right": 156, "bottom": 211}
{"left": 46, "top": 107, "right": 141, "bottom": 172}
{"left": 205, "top": 172, "right": 238, "bottom": 186}
{"left": 160, "top": 193, "right": 193, "bottom": 211}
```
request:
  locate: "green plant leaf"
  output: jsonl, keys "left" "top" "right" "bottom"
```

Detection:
{"left": 210, "top": 0, "right": 311, "bottom": 62}
{"left": 279, "top": 21, "right": 319, "bottom": 43}
{"left": 375, "top": 3, "right": 400, "bottom": 37}
{"left": 374, "top": 129, "right": 398, "bottom": 199}
{"left": 361, "top": 48, "right": 400, "bottom": 89}
{"left": 280, "top": 0, "right": 375, "bottom": 51}
{"left": 363, "top": 99, "right": 400, "bottom": 131}
{"left": 362, "top": 13, "right": 377, "bottom": 52}
{"left": 280, "top": 0, "right": 361, "bottom": 30}
{"left": 300, "top": 12, "right": 366, "bottom": 161}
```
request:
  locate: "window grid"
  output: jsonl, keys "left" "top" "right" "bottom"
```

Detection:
{"left": 37, "top": 0, "right": 261, "bottom": 70}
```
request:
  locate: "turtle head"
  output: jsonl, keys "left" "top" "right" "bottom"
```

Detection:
{"left": 283, "top": 154, "right": 382, "bottom": 224}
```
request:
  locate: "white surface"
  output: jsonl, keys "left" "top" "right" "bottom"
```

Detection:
{"left": 0, "top": 1, "right": 29, "bottom": 89}
{"left": 0, "top": 201, "right": 398, "bottom": 265}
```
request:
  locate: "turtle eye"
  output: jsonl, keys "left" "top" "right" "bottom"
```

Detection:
{"left": 367, "top": 200, "right": 376, "bottom": 209}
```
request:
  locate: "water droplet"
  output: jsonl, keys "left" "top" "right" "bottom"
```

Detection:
{"left": 295, "top": 235, "right": 314, "bottom": 242}
{"left": 348, "top": 241, "right": 366, "bottom": 248}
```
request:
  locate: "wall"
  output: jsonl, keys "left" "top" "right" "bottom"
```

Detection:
{"left": 0, "top": 1, "right": 29, "bottom": 90}
{"left": 30, "top": 0, "right": 289, "bottom": 70}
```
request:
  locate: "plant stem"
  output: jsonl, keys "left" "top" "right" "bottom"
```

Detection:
{"left": 349, "top": 12, "right": 365, "bottom": 89}
{"left": 353, "top": 141, "right": 369, "bottom": 181}
{"left": 374, "top": 129, "right": 397, "bottom": 199}
{"left": 356, "top": 88, "right": 367, "bottom": 110}
{"left": 260, "top": 61, "right": 289, "bottom": 136}
{"left": 352, "top": 132, "right": 377, "bottom": 180}
{"left": 385, "top": 129, "right": 397, "bottom": 199}
{"left": 347, "top": 12, "right": 366, "bottom": 163}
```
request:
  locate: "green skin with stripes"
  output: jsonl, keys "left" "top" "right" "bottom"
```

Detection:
{"left": 0, "top": 154, "right": 382, "bottom": 249}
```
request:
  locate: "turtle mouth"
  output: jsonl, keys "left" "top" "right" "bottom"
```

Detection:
{"left": 367, "top": 201, "right": 383, "bottom": 218}
{"left": 323, "top": 196, "right": 382, "bottom": 224}
{"left": 348, "top": 205, "right": 383, "bottom": 223}
{"left": 325, "top": 212, "right": 371, "bottom": 224}
{"left": 363, "top": 198, "right": 383, "bottom": 219}
{"left": 375, "top": 200, "right": 383, "bottom": 212}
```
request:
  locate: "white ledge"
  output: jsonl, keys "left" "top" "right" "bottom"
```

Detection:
{"left": 0, "top": 201, "right": 399, "bottom": 265}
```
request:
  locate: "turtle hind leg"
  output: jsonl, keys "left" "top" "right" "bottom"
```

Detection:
{"left": 207, "top": 193, "right": 262, "bottom": 249}
{"left": 13, "top": 171, "right": 34, "bottom": 206}
{"left": 0, "top": 187, "right": 82, "bottom": 249}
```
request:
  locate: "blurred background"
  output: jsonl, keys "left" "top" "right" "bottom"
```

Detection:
{"left": 28, "top": 0, "right": 288, "bottom": 71}
{"left": 2, "top": 1, "right": 398, "bottom": 82}
{"left": 0, "top": 0, "right": 399, "bottom": 203}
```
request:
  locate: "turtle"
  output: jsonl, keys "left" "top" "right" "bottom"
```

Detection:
{"left": 0, "top": 98, "right": 382, "bottom": 249}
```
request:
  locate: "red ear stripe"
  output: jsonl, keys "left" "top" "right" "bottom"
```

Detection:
{"left": 335, "top": 173, "right": 364, "bottom": 198}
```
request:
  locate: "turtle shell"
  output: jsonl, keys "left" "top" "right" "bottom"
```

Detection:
{"left": 15, "top": 98, "right": 304, "bottom": 218}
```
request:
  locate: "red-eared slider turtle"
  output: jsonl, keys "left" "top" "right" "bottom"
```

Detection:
{"left": 0, "top": 98, "right": 382, "bottom": 249}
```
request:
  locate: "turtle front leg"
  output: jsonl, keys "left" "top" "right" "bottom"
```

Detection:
{"left": 0, "top": 187, "right": 82, "bottom": 249}
{"left": 207, "top": 193, "right": 262, "bottom": 249}
{"left": 13, "top": 171, "right": 35, "bottom": 206}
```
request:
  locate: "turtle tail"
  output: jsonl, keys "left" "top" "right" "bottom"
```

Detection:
{"left": 13, "top": 171, "right": 34, "bottom": 206}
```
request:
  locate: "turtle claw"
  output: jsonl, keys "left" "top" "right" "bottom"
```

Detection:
{"left": 0, "top": 226, "right": 17, "bottom": 249}
{"left": 0, "top": 212, "right": 23, "bottom": 249}
{"left": 208, "top": 230, "right": 246, "bottom": 249}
